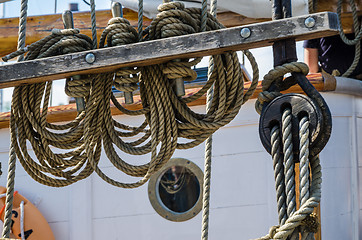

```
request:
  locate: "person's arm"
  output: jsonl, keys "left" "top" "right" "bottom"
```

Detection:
{"left": 304, "top": 48, "right": 319, "bottom": 73}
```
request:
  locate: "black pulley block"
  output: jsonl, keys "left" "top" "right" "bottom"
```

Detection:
{"left": 259, "top": 93, "right": 323, "bottom": 160}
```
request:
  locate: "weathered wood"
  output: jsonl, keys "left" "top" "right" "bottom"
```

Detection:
{"left": 0, "top": 73, "right": 331, "bottom": 129}
{"left": 0, "top": 9, "right": 152, "bottom": 58}
{"left": 0, "top": 0, "right": 360, "bottom": 58}
{"left": 0, "top": 10, "right": 265, "bottom": 57}
{"left": 0, "top": 12, "right": 338, "bottom": 89}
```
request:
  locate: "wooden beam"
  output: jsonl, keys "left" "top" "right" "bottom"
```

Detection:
{"left": 0, "top": 10, "right": 266, "bottom": 58}
{"left": 0, "top": 0, "right": 360, "bottom": 58}
{"left": 0, "top": 9, "right": 152, "bottom": 58}
{"left": 0, "top": 12, "right": 338, "bottom": 89}
{"left": 0, "top": 73, "right": 334, "bottom": 129}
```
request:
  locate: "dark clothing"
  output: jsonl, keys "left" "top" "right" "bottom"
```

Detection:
{"left": 303, "top": 34, "right": 362, "bottom": 78}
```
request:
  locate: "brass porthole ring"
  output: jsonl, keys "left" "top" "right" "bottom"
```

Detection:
{"left": 148, "top": 158, "right": 204, "bottom": 222}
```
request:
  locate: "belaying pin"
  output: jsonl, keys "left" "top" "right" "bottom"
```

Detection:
{"left": 112, "top": 2, "right": 134, "bottom": 104}
{"left": 62, "top": 10, "right": 86, "bottom": 112}
{"left": 173, "top": 59, "right": 185, "bottom": 97}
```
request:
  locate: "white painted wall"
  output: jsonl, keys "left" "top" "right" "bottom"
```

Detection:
{"left": 0, "top": 92, "right": 360, "bottom": 240}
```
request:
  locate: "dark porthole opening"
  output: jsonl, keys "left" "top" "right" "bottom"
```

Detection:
{"left": 158, "top": 166, "right": 200, "bottom": 213}
{"left": 148, "top": 158, "right": 204, "bottom": 222}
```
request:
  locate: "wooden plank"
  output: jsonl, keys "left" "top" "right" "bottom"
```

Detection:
{"left": 0, "top": 12, "right": 338, "bottom": 89}
{"left": 0, "top": 0, "right": 360, "bottom": 58}
{"left": 0, "top": 10, "right": 265, "bottom": 57}
{"left": 0, "top": 73, "right": 332, "bottom": 129}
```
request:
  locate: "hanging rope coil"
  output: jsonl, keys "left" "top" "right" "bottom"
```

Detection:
{"left": 2, "top": 1, "right": 259, "bottom": 190}
{"left": 3, "top": 29, "right": 92, "bottom": 62}
{"left": 2, "top": 29, "right": 96, "bottom": 188}
{"left": 99, "top": 17, "right": 140, "bottom": 94}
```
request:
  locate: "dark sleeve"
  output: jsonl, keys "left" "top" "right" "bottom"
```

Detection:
{"left": 303, "top": 39, "right": 320, "bottom": 49}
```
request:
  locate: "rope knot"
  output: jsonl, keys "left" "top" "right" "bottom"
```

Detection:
{"left": 163, "top": 59, "right": 198, "bottom": 82}
{"left": 301, "top": 213, "right": 319, "bottom": 233}
{"left": 51, "top": 28, "right": 80, "bottom": 36}
{"left": 262, "top": 62, "right": 309, "bottom": 91}
{"left": 114, "top": 68, "right": 140, "bottom": 92}
{"left": 157, "top": 2, "right": 185, "bottom": 12}
{"left": 255, "top": 62, "right": 309, "bottom": 114}
{"left": 99, "top": 17, "right": 138, "bottom": 48}
{"left": 65, "top": 76, "right": 91, "bottom": 98}
{"left": 149, "top": 3, "right": 198, "bottom": 40}
{"left": 107, "top": 17, "right": 130, "bottom": 26}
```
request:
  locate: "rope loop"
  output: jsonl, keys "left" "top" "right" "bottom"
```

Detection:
{"left": 3, "top": 2, "right": 259, "bottom": 191}
{"left": 255, "top": 62, "right": 309, "bottom": 114}
{"left": 262, "top": 62, "right": 309, "bottom": 91}
{"left": 163, "top": 59, "right": 198, "bottom": 82}
{"left": 157, "top": 2, "right": 185, "bottom": 12}
{"left": 99, "top": 17, "right": 138, "bottom": 48}
{"left": 65, "top": 76, "right": 92, "bottom": 98}
{"left": 114, "top": 68, "right": 140, "bottom": 92}
{"left": 51, "top": 28, "right": 80, "bottom": 35}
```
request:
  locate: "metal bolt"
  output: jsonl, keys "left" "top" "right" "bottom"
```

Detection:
{"left": 304, "top": 17, "right": 316, "bottom": 28}
{"left": 85, "top": 53, "right": 96, "bottom": 64}
{"left": 240, "top": 28, "right": 251, "bottom": 38}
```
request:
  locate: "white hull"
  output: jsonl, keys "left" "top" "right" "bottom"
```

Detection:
{"left": 0, "top": 92, "right": 361, "bottom": 239}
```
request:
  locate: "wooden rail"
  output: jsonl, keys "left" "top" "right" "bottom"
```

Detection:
{"left": 0, "top": 10, "right": 267, "bottom": 58}
{"left": 0, "top": 73, "right": 335, "bottom": 129}
{"left": 0, "top": 12, "right": 338, "bottom": 89}
{"left": 0, "top": 0, "right": 360, "bottom": 58}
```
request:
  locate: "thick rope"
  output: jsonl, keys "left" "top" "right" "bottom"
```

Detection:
{"left": 2, "top": 29, "right": 95, "bottom": 187}
{"left": 281, "top": 108, "right": 298, "bottom": 240}
{"left": 299, "top": 116, "right": 314, "bottom": 240}
{"left": 2, "top": 2, "right": 259, "bottom": 191}
{"left": 271, "top": 125, "right": 287, "bottom": 225}
{"left": 2, "top": 0, "right": 28, "bottom": 237}
{"left": 255, "top": 116, "right": 321, "bottom": 240}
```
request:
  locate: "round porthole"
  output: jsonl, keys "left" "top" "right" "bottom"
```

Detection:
{"left": 148, "top": 158, "right": 204, "bottom": 222}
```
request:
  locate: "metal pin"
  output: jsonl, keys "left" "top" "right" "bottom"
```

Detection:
{"left": 304, "top": 17, "right": 316, "bottom": 28}
{"left": 112, "top": 2, "right": 134, "bottom": 104}
{"left": 85, "top": 53, "right": 96, "bottom": 64}
{"left": 62, "top": 10, "right": 85, "bottom": 112}
{"left": 240, "top": 27, "right": 251, "bottom": 39}
{"left": 173, "top": 59, "right": 185, "bottom": 97}
{"left": 112, "top": 2, "right": 123, "bottom": 18}
{"left": 62, "top": 10, "right": 74, "bottom": 29}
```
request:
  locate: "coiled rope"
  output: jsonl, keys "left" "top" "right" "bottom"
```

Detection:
{"left": 2, "top": 1, "right": 259, "bottom": 190}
